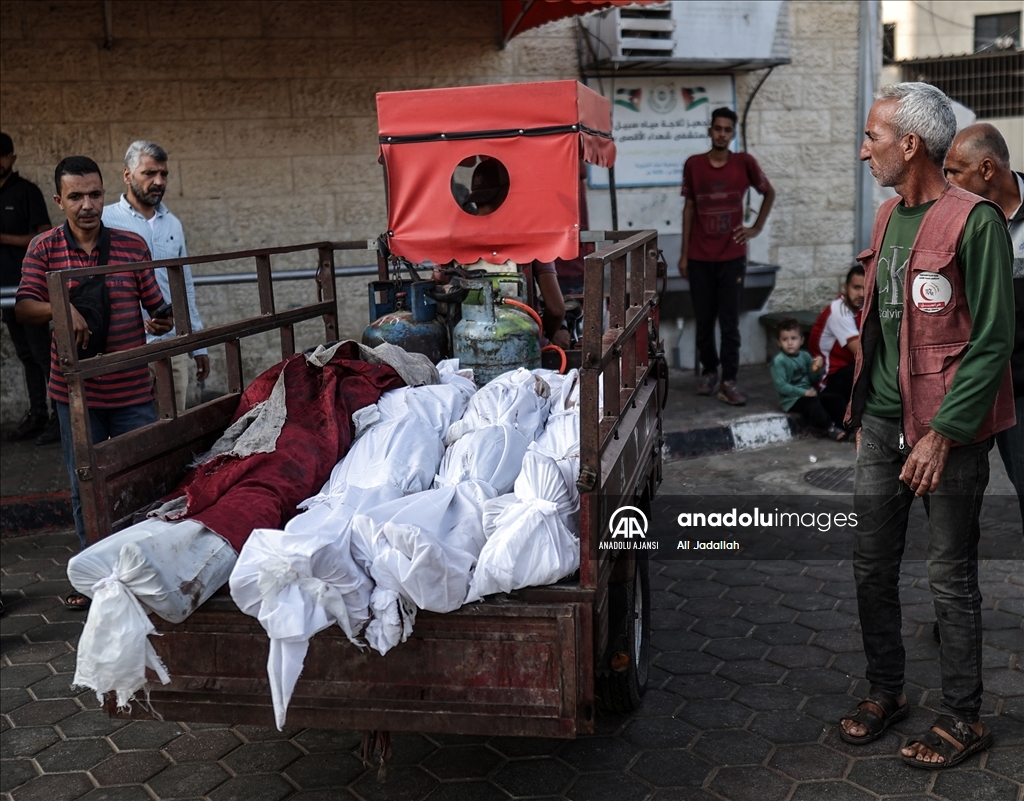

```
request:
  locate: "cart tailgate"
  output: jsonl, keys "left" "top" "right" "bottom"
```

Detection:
{"left": 127, "top": 594, "right": 589, "bottom": 738}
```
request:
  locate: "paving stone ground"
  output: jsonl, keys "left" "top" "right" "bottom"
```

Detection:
{"left": 2, "top": 440, "right": 1022, "bottom": 801}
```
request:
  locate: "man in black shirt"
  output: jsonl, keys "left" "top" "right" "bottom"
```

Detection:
{"left": 1, "top": 132, "right": 54, "bottom": 442}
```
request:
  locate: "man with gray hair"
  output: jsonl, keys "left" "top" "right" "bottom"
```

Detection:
{"left": 839, "top": 84, "right": 1014, "bottom": 769}
{"left": 943, "top": 123, "right": 1023, "bottom": 526}
{"left": 102, "top": 141, "right": 209, "bottom": 412}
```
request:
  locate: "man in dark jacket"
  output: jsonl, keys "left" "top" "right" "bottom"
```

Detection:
{"left": 943, "top": 123, "right": 1023, "bottom": 525}
{"left": 1, "top": 132, "right": 54, "bottom": 443}
{"left": 839, "top": 84, "right": 1014, "bottom": 770}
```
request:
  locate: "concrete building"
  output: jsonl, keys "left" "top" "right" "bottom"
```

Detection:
{"left": 881, "top": 0, "right": 1023, "bottom": 169}
{"left": 0, "top": 0, "right": 865, "bottom": 420}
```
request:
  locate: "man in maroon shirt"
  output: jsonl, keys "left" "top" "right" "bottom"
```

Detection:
{"left": 15, "top": 157, "right": 172, "bottom": 598}
{"left": 679, "top": 107, "right": 775, "bottom": 405}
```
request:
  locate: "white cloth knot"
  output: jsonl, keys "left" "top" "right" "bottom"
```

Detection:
{"left": 257, "top": 560, "right": 301, "bottom": 600}
{"left": 91, "top": 570, "right": 123, "bottom": 593}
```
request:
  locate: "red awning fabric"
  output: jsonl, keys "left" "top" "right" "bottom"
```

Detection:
{"left": 377, "top": 80, "right": 614, "bottom": 266}
{"left": 501, "top": 0, "right": 661, "bottom": 46}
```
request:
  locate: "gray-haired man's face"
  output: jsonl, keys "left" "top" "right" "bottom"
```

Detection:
{"left": 125, "top": 154, "right": 168, "bottom": 207}
{"left": 860, "top": 99, "right": 907, "bottom": 188}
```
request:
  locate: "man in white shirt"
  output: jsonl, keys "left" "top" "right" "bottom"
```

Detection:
{"left": 102, "top": 141, "right": 209, "bottom": 412}
{"left": 808, "top": 264, "right": 864, "bottom": 426}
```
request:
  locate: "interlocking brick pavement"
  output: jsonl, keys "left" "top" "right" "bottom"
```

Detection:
{"left": 1, "top": 438, "right": 1021, "bottom": 800}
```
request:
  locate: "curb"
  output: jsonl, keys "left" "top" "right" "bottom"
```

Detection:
{"left": 1, "top": 491, "right": 73, "bottom": 537}
{"left": 2, "top": 414, "right": 810, "bottom": 532}
{"left": 662, "top": 412, "right": 812, "bottom": 461}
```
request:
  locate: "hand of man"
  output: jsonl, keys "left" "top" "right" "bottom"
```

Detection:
{"left": 677, "top": 254, "right": 688, "bottom": 279}
{"left": 804, "top": 388, "right": 817, "bottom": 397}
{"left": 70, "top": 304, "right": 90, "bottom": 350}
{"left": 550, "top": 328, "right": 571, "bottom": 350}
{"left": 194, "top": 354, "right": 211, "bottom": 383}
{"left": 811, "top": 356, "right": 824, "bottom": 371}
{"left": 732, "top": 224, "right": 761, "bottom": 245}
{"left": 145, "top": 314, "right": 174, "bottom": 336}
{"left": 899, "top": 429, "right": 953, "bottom": 497}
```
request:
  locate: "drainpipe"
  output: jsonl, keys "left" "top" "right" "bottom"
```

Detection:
{"left": 103, "top": 0, "right": 113, "bottom": 50}
{"left": 855, "top": 1, "right": 881, "bottom": 255}
{"left": 740, "top": 66, "right": 775, "bottom": 154}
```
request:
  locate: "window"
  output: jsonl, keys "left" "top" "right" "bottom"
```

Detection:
{"left": 901, "top": 51, "right": 1023, "bottom": 119}
{"left": 974, "top": 12, "right": 1020, "bottom": 53}
{"left": 883, "top": 22, "right": 896, "bottom": 64}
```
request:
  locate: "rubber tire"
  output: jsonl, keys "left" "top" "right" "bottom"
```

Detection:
{"left": 597, "top": 556, "right": 651, "bottom": 713}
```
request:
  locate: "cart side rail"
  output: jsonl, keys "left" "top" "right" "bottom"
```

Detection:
{"left": 48, "top": 240, "right": 375, "bottom": 544}
{"left": 577, "top": 229, "right": 665, "bottom": 591}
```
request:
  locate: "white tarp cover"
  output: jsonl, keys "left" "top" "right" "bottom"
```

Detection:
{"left": 67, "top": 519, "right": 236, "bottom": 708}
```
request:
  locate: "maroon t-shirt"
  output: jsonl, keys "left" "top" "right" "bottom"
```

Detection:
{"left": 681, "top": 152, "right": 771, "bottom": 263}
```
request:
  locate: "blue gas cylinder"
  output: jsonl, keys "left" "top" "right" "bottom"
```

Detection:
{"left": 362, "top": 280, "right": 448, "bottom": 364}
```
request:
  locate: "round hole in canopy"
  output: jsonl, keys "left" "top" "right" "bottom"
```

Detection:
{"left": 451, "top": 155, "right": 510, "bottom": 216}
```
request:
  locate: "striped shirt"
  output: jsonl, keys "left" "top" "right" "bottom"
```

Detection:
{"left": 16, "top": 223, "right": 166, "bottom": 408}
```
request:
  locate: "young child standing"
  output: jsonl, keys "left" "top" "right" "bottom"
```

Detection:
{"left": 770, "top": 318, "right": 847, "bottom": 441}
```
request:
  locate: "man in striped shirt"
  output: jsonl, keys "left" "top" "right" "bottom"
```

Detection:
{"left": 15, "top": 156, "right": 172, "bottom": 577}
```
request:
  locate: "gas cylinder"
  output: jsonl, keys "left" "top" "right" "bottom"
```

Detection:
{"left": 452, "top": 279, "right": 540, "bottom": 385}
{"left": 362, "top": 280, "right": 448, "bottom": 364}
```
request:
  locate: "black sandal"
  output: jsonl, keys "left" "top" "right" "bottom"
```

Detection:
{"left": 839, "top": 691, "right": 908, "bottom": 744}
{"left": 64, "top": 592, "right": 91, "bottom": 611}
{"left": 902, "top": 715, "right": 992, "bottom": 770}
{"left": 827, "top": 425, "right": 848, "bottom": 442}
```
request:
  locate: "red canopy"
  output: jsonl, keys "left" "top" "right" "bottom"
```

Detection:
{"left": 377, "top": 80, "right": 615, "bottom": 266}
{"left": 501, "top": 0, "right": 661, "bottom": 46}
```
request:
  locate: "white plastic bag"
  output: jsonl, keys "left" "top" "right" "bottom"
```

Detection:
{"left": 229, "top": 521, "right": 371, "bottom": 729}
{"left": 67, "top": 519, "right": 236, "bottom": 623}
{"left": 73, "top": 568, "right": 170, "bottom": 710}
{"left": 445, "top": 368, "right": 550, "bottom": 446}
{"left": 301, "top": 416, "right": 444, "bottom": 509}
{"left": 376, "top": 361, "right": 476, "bottom": 436}
{"left": 367, "top": 481, "right": 494, "bottom": 614}
{"left": 68, "top": 519, "right": 235, "bottom": 709}
{"left": 435, "top": 424, "right": 529, "bottom": 495}
{"left": 466, "top": 447, "right": 580, "bottom": 602}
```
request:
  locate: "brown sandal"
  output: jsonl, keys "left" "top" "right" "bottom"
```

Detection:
{"left": 839, "top": 691, "right": 908, "bottom": 744}
{"left": 902, "top": 715, "right": 992, "bottom": 770}
{"left": 64, "top": 592, "right": 91, "bottom": 611}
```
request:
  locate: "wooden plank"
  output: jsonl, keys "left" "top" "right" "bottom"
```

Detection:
{"left": 124, "top": 598, "right": 583, "bottom": 737}
{"left": 92, "top": 397, "right": 238, "bottom": 475}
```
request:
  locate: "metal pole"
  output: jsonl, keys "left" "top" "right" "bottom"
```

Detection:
{"left": 609, "top": 164, "right": 619, "bottom": 231}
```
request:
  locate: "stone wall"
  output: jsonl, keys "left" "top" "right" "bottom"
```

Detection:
{"left": 0, "top": 0, "right": 580, "bottom": 419}
{"left": 0, "top": 0, "right": 862, "bottom": 420}
{"left": 737, "top": 0, "right": 862, "bottom": 313}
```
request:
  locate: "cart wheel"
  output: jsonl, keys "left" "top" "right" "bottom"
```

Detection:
{"left": 597, "top": 556, "right": 650, "bottom": 713}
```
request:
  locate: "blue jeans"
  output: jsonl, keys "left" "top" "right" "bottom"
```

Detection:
{"left": 852, "top": 414, "right": 991, "bottom": 723}
{"left": 56, "top": 400, "right": 157, "bottom": 550}
{"left": 995, "top": 395, "right": 1024, "bottom": 526}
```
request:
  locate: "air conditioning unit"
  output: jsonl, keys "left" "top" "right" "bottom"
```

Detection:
{"left": 585, "top": 1, "right": 791, "bottom": 69}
